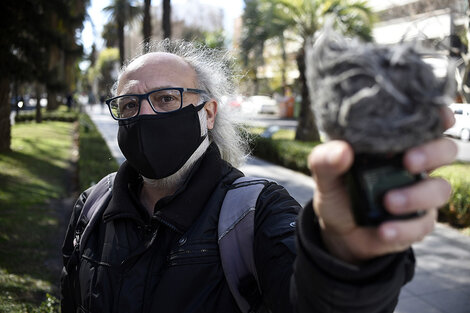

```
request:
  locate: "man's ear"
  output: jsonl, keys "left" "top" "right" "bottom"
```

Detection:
{"left": 204, "top": 100, "right": 217, "bottom": 129}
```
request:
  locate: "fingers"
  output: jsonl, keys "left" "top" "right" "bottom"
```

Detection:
{"left": 378, "top": 208, "right": 437, "bottom": 247}
{"left": 384, "top": 177, "right": 452, "bottom": 215}
{"left": 441, "top": 106, "right": 455, "bottom": 130}
{"left": 404, "top": 137, "right": 457, "bottom": 173}
{"left": 308, "top": 140, "right": 354, "bottom": 192}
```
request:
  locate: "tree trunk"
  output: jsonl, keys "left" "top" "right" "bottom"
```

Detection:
{"left": 253, "top": 67, "right": 259, "bottom": 95}
{"left": 35, "top": 84, "right": 42, "bottom": 124}
{"left": 47, "top": 92, "right": 59, "bottom": 111}
{"left": 280, "top": 34, "right": 287, "bottom": 94}
{"left": 162, "top": 0, "right": 171, "bottom": 39}
{"left": 118, "top": 19, "right": 125, "bottom": 66}
{"left": 294, "top": 47, "right": 320, "bottom": 142}
{"left": 460, "top": 60, "right": 470, "bottom": 103}
{"left": 0, "top": 78, "right": 11, "bottom": 153}
{"left": 143, "top": 0, "right": 152, "bottom": 51}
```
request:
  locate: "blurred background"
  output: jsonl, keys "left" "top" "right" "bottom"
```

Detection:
{"left": 2, "top": 0, "right": 470, "bottom": 147}
{"left": 1, "top": 1, "right": 470, "bottom": 312}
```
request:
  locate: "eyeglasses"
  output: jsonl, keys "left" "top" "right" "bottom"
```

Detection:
{"left": 105, "top": 87, "right": 208, "bottom": 120}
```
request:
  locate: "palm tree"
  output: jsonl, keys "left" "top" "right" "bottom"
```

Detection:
{"left": 240, "top": 0, "right": 271, "bottom": 95}
{"left": 261, "top": 1, "right": 293, "bottom": 94}
{"left": 162, "top": 0, "right": 171, "bottom": 39}
{"left": 274, "top": 0, "right": 375, "bottom": 141}
{"left": 143, "top": 0, "right": 152, "bottom": 51}
{"left": 103, "top": 0, "right": 141, "bottom": 66}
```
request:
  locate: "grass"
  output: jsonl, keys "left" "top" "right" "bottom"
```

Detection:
{"left": 0, "top": 111, "right": 121, "bottom": 311}
{"left": 78, "top": 113, "right": 119, "bottom": 191}
{"left": 0, "top": 121, "right": 75, "bottom": 312}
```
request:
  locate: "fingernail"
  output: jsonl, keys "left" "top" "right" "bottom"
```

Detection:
{"left": 388, "top": 192, "right": 407, "bottom": 211}
{"left": 408, "top": 151, "right": 426, "bottom": 170}
{"left": 328, "top": 145, "right": 343, "bottom": 165}
{"left": 383, "top": 227, "right": 398, "bottom": 240}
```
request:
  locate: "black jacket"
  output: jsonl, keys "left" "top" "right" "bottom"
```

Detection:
{"left": 61, "top": 144, "right": 415, "bottom": 313}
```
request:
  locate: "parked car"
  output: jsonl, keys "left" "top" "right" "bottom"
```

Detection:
{"left": 444, "top": 103, "right": 470, "bottom": 141}
{"left": 221, "top": 95, "right": 246, "bottom": 112}
{"left": 241, "top": 95, "right": 278, "bottom": 115}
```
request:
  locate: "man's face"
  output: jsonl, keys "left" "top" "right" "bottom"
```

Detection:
{"left": 116, "top": 52, "right": 217, "bottom": 129}
{"left": 117, "top": 52, "right": 202, "bottom": 115}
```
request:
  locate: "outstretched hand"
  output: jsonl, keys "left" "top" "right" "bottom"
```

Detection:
{"left": 308, "top": 107, "right": 458, "bottom": 263}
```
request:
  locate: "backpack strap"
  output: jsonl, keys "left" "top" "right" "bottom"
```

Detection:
{"left": 73, "top": 172, "right": 116, "bottom": 255}
{"left": 218, "top": 176, "right": 273, "bottom": 313}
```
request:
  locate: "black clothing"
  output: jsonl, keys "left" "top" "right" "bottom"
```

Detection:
{"left": 61, "top": 144, "right": 415, "bottom": 313}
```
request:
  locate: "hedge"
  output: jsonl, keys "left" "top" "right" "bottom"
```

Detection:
{"left": 432, "top": 163, "right": 470, "bottom": 228}
{"left": 14, "top": 109, "right": 78, "bottom": 123}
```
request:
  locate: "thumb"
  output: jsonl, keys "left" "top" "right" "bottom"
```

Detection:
{"left": 308, "top": 140, "right": 354, "bottom": 192}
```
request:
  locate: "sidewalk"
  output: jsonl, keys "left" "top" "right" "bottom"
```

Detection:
{"left": 86, "top": 104, "right": 470, "bottom": 313}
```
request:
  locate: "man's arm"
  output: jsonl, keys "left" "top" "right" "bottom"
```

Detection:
{"left": 291, "top": 202, "right": 415, "bottom": 312}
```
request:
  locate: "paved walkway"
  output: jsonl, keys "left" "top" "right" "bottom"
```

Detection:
{"left": 86, "top": 104, "right": 470, "bottom": 313}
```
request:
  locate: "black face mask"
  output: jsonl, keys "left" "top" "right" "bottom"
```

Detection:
{"left": 117, "top": 103, "right": 207, "bottom": 179}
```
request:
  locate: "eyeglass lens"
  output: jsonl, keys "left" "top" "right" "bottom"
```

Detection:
{"left": 109, "top": 89, "right": 184, "bottom": 119}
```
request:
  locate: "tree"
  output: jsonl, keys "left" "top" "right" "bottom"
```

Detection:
{"left": 240, "top": 0, "right": 271, "bottom": 95}
{"left": 102, "top": 21, "right": 119, "bottom": 48}
{"left": 274, "top": 0, "right": 374, "bottom": 141}
{"left": 0, "top": 0, "right": 89, "bottom": 152}
{"left": 46, "top": 0, "right": 89, "bottom": 111}
{"left": 103, "top": 0, "right": 141, "bottom": 66}
{"left": 162, "top": 0, "right": 171, "bottom": 39}
{"left": 88, "top": 48, "right": 120, "bottom": 97}
{"left": 143, "top": 0, "right": 152, "bottom": 51}
{"left": 240, "top": 0, "right": 294, "bottom": 95}
{"left": 182, "top": 27, "right": 226, "bottom": 49}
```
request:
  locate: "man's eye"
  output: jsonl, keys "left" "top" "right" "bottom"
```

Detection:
{"left": 160, "top": 95, "right": 177, "bottom": 103}
{"left": 121, "top": 100, "right": 137, "bottom": 110}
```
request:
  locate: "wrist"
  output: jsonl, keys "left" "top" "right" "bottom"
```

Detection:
{"left": 318, "top": 221, "right": 368, "bottom": 265}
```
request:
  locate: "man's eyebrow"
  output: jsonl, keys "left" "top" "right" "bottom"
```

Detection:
{"left": 119, "top": 85, "right": 185, "bottom": 95}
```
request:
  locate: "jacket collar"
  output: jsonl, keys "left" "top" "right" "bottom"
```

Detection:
{"left": 103, "top": 143, "right": 236, "bottom": 233}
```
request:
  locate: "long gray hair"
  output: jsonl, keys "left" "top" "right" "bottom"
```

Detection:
{"left": 113, "top": 39, "right": 249, "bottom": 167}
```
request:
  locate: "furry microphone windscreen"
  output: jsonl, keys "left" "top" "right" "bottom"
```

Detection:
{"left": 305, "top": 28, "right": 455, "bottom": 154}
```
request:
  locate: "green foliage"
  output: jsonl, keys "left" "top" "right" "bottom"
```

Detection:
{"left": 202, "top": 30, "right": 227, "bottom": 49}
{"left": 102, "top": 21, "right": 119, "bottom": 48}
{"left": 103, "top": 0, "right": 142, "bottom": 65}
{"left": 246, "top": 127, "right": 318, "bottom": 174}
{"left": 0, "top": 121, "right": 74, "bottom": 312}
{"left": 87, "top": 48, "right": 120, "bottom": 97}
{"left": 432, "top": 163, "right": 470, "bottom": 228}
{"left": 78, "top": 113, "right": 119, "bottom": 191}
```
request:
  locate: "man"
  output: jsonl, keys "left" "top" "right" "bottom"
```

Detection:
{"left": 61, "top": 40, "right": 457, "bottom": 312}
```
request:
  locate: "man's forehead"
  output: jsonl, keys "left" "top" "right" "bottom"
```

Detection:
{"left": 117, "top": 52, "right": 197, "bottom": 93}
{"left": 126, "top": 52, "right": 190, "bottom": 72}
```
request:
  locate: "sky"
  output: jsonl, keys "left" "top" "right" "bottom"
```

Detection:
{"left": 80, "top": 0, "right": 245, "bottom": 55}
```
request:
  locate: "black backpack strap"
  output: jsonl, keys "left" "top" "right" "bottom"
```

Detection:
{"left": 218, "top": 176, "right": 273, "bottom": 313}
{"left": 73, "top": 172, "right": 116, "bottom": 255}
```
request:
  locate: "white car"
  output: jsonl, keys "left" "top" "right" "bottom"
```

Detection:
{"left": 444, "top": 103, "right": 470, "bottom": 141}
{"left": 241, "top": 95, "right": 278, "bottom": 115}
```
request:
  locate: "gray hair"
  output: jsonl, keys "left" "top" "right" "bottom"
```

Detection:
{"left": 113, "top": 39, "right": 248, "bottom": 167}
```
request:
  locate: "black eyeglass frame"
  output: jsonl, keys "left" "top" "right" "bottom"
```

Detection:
{"left": 105, "top": 87, "right": 208, "bottom": 120}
